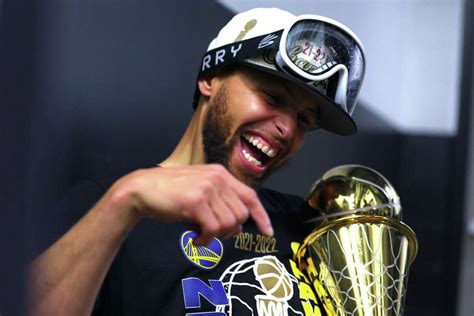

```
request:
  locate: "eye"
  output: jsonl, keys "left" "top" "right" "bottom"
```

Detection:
{"left": 298, "top": 112, "right": 317, "bottom": 131}
{"left": 262, "top": 88, "right": 318, "bottom": 131}
{"left": 261, "top": 90, "right": 283, "bottom": 108}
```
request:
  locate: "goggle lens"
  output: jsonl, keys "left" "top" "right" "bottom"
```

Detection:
{"left": 286, "top": 31, "right": 339, "bottom": 75}
{"left": 281, "top": 19, "right": 365, "bottom": 115}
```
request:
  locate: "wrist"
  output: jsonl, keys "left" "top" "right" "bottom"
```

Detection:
{"left": 98, "top": 179, "right": 142, "bottom": 234}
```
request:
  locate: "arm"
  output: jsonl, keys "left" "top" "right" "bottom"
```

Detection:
{"left": 27, "top": 165, "right": 273, "bottom": 316}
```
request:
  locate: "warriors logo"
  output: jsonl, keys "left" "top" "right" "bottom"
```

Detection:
{"left": 180, "top": 231, "right": 224, "bottom": 270}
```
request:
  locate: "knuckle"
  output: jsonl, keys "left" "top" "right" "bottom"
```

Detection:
{"left": 245, "top": 189, "right": 258, "bottom": 202}
{"left": 206, "top": 223, "right": 219, "bottom": 236}
{"left": 235, "top": 209, "right": 249, "bottom": 223}
{"left": 221, "top": 216, "right": 237, "bottom": 230}
{"left": 210, "top": 164, "right": 226, "bottom": 173}
{"left": 208, "top": 167, "right": 225, "bottom": 182}
{"left": 183, "top": 191, "right": 199, "bottom": 205}
{"left": 201, "top": 183, "right": 212, "bottom": 195}
{"left": 183, "top": 189, "right": 207, "bottom": 207}
{"left": 196, "top": 182, "right": 213, "bottom": 198}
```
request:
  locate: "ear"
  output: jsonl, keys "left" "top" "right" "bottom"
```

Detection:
{"left": 197, "top": 77, "right": 213, "bottom": 97}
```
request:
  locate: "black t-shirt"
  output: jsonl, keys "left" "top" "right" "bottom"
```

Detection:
{"left": 31, "top": 176, "right": 329, "bottom": 316}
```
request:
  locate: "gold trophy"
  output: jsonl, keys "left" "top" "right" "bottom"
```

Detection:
{"left": 296, "top": 165, "right": 418, "bottom": 316}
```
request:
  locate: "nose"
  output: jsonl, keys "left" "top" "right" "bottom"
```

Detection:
{"left": 273, "top": 108, "right": 298, "bottom": 139}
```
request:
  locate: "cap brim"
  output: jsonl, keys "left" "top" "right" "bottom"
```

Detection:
{"left": 240, "top": 60, "right": 357, "bottom": 136}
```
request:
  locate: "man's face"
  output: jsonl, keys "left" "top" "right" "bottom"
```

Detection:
{"left": 201, "top": 66, "right": 318, "bottom": 188}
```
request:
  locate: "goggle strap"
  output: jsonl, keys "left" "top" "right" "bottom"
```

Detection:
{"left": 199, "top": 30, "right": 283, "bottom": 77}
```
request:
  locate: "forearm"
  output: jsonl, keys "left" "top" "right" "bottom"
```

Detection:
{"left": 26, "top": 165, "right": 270, "bottom": 315}
{"left": 27, "top": 184, "right": 139, "bottom": 316}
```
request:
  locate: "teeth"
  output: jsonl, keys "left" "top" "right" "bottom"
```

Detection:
{"left": 242, "top": 134, "right": 278, "bottom": 158}
{"left": 242, "top": 149, "right": 262, "bottom": 166}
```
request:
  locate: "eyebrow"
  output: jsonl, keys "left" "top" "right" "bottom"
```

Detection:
{"left": 259, "top": 77, "right": 319, "bottom": 116}
{"left": 299, "top": 99, "right": 320, "bottom": 119}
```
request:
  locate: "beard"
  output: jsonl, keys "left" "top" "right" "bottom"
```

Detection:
{"left": 201, "top": 82, "right": 233, "bottom": 169}
{"left": 201, "top": 83, "right": 271, "bottom": 188}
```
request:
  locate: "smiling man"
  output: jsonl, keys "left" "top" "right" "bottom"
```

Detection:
{"left": 27, "top": 8, "right": 365, "bottom": 316}
{"left": 178, "top": 67, "right": 317, "bottom": 189}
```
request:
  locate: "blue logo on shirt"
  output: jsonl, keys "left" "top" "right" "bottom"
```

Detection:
{"left": 180, "top": 231, "right": 223, "bottom": 270}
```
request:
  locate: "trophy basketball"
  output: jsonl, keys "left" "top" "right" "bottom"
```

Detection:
{"left": 296, "top": 165, "right": 418, "bottom": 316}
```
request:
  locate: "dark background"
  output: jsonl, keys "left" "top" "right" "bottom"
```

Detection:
{"left": 1, "top": 0, "right": 472, "bottom": 315}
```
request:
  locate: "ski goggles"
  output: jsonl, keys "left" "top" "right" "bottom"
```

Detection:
{"left": 198, "top": 15, "right": 366, "bottom": 135}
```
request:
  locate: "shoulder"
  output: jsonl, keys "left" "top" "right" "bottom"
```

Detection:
{"left": 257, "top": 187, "right": 304, "bottom": 215}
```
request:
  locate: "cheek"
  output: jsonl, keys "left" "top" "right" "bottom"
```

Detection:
{"left": 241, "top": 96, "right": 268, "bottom": 116}
{"left": 229, "top": 100, "right": 271, "bottom": 126}
{"left": 290, "top": 133, "right": 305, "bottom": 154}
{"left": 228, "top": 88, "right": 269, "bottom": 114}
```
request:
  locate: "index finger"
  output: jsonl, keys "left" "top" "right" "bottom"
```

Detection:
{"left": 246, "top": 192, "right": 274, "bottom": 237}
{"left": 222, "top": 173, "right": 273, "bottom": 237}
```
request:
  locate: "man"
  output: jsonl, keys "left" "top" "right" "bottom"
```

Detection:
{"left": 27, "top": 7, "right": 365, "bottom": 316}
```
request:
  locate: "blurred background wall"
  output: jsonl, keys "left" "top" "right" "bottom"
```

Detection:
{"left": 0, "top": 0, "right": 472, "bottom": 315}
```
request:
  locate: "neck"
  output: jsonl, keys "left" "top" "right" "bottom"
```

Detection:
{"left": 159, "top": 101, "right": 208, "bottom": 168}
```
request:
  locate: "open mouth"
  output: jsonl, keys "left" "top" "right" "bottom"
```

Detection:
{"left": 240, "top": 133, "right": 279, "bottom": 169}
